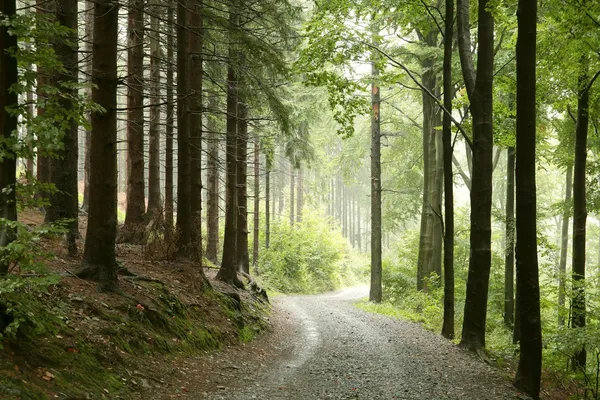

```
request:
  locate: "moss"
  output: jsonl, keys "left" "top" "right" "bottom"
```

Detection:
{"left": 1, "top": 277, "right": 270, "bottom": 399}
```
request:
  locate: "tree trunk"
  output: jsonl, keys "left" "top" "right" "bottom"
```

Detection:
{"left": 175, "top": 0, "right": 191, "bottom": 253}
{"left": 78, "top": 0, "right": 119, "bottom": 291}
{"left": 297, "top": 166, "right": 303, "bottom": 223}
{"left": 82, "top": 0, "right": 94, "bottom": 212}
{"left": 357, "top": 200, "right": 362, "bottom": 251}
{"left": 205, "top": 92, "right": 219, "bottom": 263}
{"left": 417, "top": 31, "right": 440, "bottom": 292}
{"left": 558, "top": 164, "right": 573, "bottom": 327}
{"left": 122, "top": 0, "right": 146, "bottom": 241}
{"left": 147, "top": 5, "right": 162, "bottom": 219}
{"left": 290, "top": 166, "right": 295, "bottom": 226}
{"left": 236, "top": 101, "right": 249, "bottom": 274}
{"left": 252, "top": 138, "right": 260, "bottom": 268}
{"left": 188, "top": 2, "right": 203, "bottom": 259}
{"left": 441, "top": 0, "right": 455, "bottom": 339}
{"left": 164, "top": 0, "right": 174, "bottom": 236}
{"left": 458, "top": 0, "right": 495, "bottom": 353}
{"left": 0, "top": 0, "right": 18, "bottom": 275}
{"left": 504, "top": 147, "right": 515, "bottom": 327}
{"left": 370, "top": 41, "right": 382, "bottom": 303}
{"left": 514, "top": 0, "right": 542, "bottom": 394}
{"left": 45, "top": 0, "right": 79, "bottom": 256}
{"left": 571, "top": 56, "right": 590, "bottom": 371}
{"left": 265, "top": 168, "right": 270, "bottom": 250}
{"left": 217, "top": 5, "right": 242, "bottom": 287}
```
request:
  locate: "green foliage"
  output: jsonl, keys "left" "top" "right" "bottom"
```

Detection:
{"left": 0, "top": 275, "right": 63, "bottom": 346}
{"left": 259, "top": 210, "right": 367, "bottom": 293}
{"left": 0, "top": 218, "right": 68, "bottom": 274}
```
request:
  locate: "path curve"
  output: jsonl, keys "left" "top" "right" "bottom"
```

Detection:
{"left": 205, "top": 287, "right": 529, "bottom": 400}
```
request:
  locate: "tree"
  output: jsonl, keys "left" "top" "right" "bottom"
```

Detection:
{"left": 217, "top": 1, "right": 242, "bottom": 287}
{"left": 236, "top": 100, "right": 250, "bottom": 273}
{"left": 558, "top": 164, "right": 572, "bottom": 327}
{"left": 0, "top": 0, "right": 18, "bottom": 275}
{"left": 188, "top": 0, "right": 203, "bottom": 258}
{"left": 571, "top": 55, "right": 591, "bottom": 370}
{"left": 147, "top": 3, "right": 162, "bottom": 219}
{"left": 205, "top": 93, "right": 220, "bottom": 263}
{"left": 458, "top": 0, "right": 496, "bottom": 353}
{"left": 164, "top": 0, "right": 174, "bottom": 235}
{"left": 77, "top": 0, "right": 119, "bottom": 291}
{"left": 514, "top": 0, "right": 542, "bottom": 396}
{"left": 44, "top": 0, "right": 79, "bottom": 256}
{"left": 175, "top": 0, "right": 191, "bottom": 253}
{"left": 369, "top": 24, "right": 382, "bottom": 303}
{"left": 122, "top": 0, "right": 146, "bottom": 242}
{"left": 441, "top": 0, "right": 455, "bottom": 340}
{"left": 504, "top": 147, "right": 515, "bottom": 327}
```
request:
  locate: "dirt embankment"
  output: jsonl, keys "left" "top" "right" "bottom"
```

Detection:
{"left": 0, "top": 212, "right": 270, "bottom": 400}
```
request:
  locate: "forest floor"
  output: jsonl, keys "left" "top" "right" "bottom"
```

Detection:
{"left": 147, "top": 287, "right": 534, "bottom": 400}
{"left": 0, "top": 211, "right": 270, "bottom": 400}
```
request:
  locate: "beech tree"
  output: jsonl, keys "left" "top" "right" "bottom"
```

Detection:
{"left": 514, "top": 0, "right": 542, "bottom": 395}
{"left": 458, "top": 0, "right": 496, "bottom": 353}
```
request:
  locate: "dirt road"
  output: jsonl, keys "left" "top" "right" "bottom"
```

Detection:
{"left": 203, "top": 287, "right": 528, "bottom": 400}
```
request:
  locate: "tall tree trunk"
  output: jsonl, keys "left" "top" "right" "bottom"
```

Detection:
{"left": 236, "top": 101, "right": 249, "bottom": 274}
{"left": 82, "top": 0, "right": 93, "bottom": 212}
{"left": 504, "top": 147, "right": 515, "bottom": 327}
{"left": 458, "top": 0, "right": 495, "bottom": 353}
{"left": 290, "top": 166, "right": 295, "bottom": 226}
{"left": 441, "top": 0, "right": 455, "bottom": 339}
{"left": 265, "top": 167, "right": 270, "bottom": 250}
{"left": 370, "top": 37, "right": 382, "bottom": 303}
{"left": 45, "top": 0, "right": 79, "bottom": 256}
{"left": 205, "top": 92, "right": 219, "bottom": 263}
{"left": 164, "top": 0, "right": 174, "bottom": 236}
{"left": 175, "top": 0, "right": 191, "bottom": 252}
{"left": 297, "top": 166, "right": 303, "bottom": 223}
{"left": 123, "top": 0, "right": 146, "bottom": 240}
{"left": 278, "top": 153, "right": 284, "bottom": 217}
{"left": 558, "top": 164, "right": 573, "bottom": 327}
{"left": 514, "top": 0, "right": 542, "bottom": 394}
{"left": 571, "top": 56, "right": 590, "bottom": 371}
{"left": 357, "top": 200, "right": 362, "bottom": 251}
{"left": 253, "top": 138, "right": 260, "bottom": 268}
{"left": 147, "top": 6, "right": 162, "bottom": 219}
{"left": 0, "top": 0, "right": 18, "bottom": 275}
{"left": 78, "top": 0, "right": 119, "bottom": 291}
{"left": 217, "top": 4, "right": 242, "bottom": 287}
{"left": 188, "top": 2, "right": 203, "bottom": 259}
{"left": 417, "top": 31, "right": 439, "bottom": 292}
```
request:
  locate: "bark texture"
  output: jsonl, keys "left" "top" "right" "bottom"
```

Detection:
{"left": 79, "top": 0, "right": 119, "bottom": 291}
{"left": 370, "top": 51, "right": 382, "bottom": 303}
{"left": 504, "top": 147, "right": 515, "bottom": 327}
{"left": 459, "top": 0, "right": 495, "bottom": 353}
{"left": 514, "top": 0, "right": 542, "bottom": 395}
{"left": 123, "top": 0, "right": 146, "bottom": 240}
{"left": 441, "top": 0, "right": 455, "bottom": 339}
{"left": 205, "top": 93, "right": 220, "bottom": 263}
{"left": 571, "top": 57, "right": 590, "bottom": 371}
{"left": 0, "top": 0, "right": 18, "bottom": 275}
{"left": 45, "top": 0, "right": 79, "bottom": 256}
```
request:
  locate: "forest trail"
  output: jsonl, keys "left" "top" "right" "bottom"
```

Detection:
{"left": 192, "top": 287, "right": 529, "bottom": 400}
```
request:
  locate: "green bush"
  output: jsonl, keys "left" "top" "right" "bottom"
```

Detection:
{"left": 258, "top": 210, "right": 366, "bottom": 293}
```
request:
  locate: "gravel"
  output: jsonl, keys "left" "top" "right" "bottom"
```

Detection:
{"left": 205, "top": 286, "right": 530, "bottom": 400}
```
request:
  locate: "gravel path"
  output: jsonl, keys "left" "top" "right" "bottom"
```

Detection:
{"left": 205, "top": 286, "right": 530, "bottom": 400}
